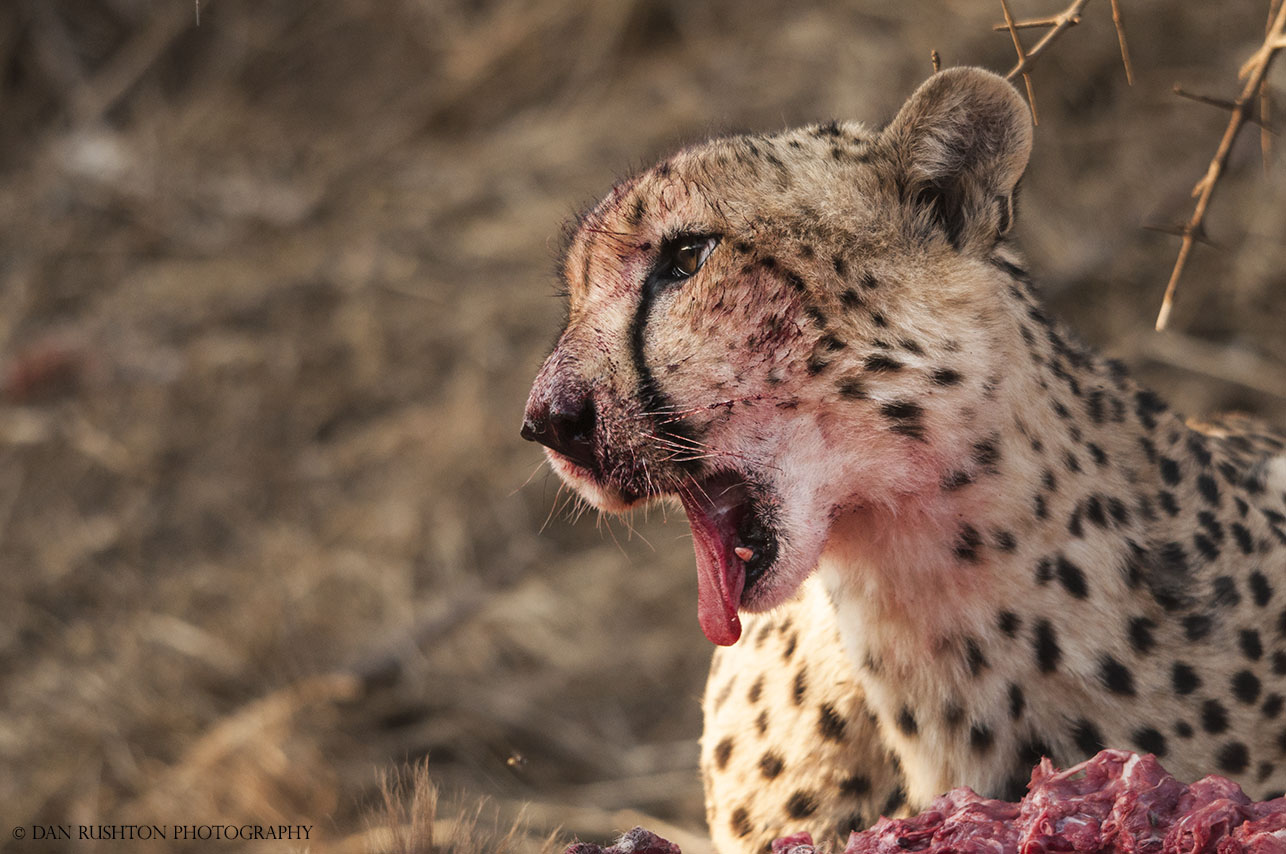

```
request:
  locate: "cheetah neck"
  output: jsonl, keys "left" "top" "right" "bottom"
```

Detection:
{"left": 809, "top": 283, "right": 1222, "bottom": 801}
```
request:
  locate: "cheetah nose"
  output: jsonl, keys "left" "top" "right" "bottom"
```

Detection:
{"left": 521, "top": 385, "right": 599, "bottom": 472}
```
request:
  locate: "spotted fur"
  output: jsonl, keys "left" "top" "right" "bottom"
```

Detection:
{"left": 523, "top": 68, "right": 1286, "bottom": 854}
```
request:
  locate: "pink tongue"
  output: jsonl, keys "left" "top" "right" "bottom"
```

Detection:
{"left": 679, "top": 492, "right": 745, "bottom": 646}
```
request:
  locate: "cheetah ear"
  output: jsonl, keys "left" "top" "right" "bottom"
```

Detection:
{"left": 882, "top": 67, "right": 1033, "bottom": 250}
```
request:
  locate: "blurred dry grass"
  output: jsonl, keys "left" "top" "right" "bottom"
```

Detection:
{"left": 0, "top": 1, "right": 1282, "bottom": 852}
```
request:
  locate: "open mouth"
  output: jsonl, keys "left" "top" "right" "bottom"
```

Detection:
{"left": 677, "top": 471, "right": 778, "bottom": 646}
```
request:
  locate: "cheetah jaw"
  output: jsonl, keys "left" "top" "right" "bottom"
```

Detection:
{"left": 677, "top": 470, "right": 778, "bottom": 646}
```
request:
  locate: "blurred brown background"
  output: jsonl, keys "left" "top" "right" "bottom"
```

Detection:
{"left": 1, "top": 1, "right": 1283, "bottom": 852}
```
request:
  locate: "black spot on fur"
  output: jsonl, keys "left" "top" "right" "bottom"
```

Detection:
{"left": 895, "top": 706, "right": 917, "bottom": 736}
{"left": 1067, "top": 506, "right": 1084, "bottom": 538}
{"left": 1194, "top": 532, "right": 1220, "bottom": 561}
{"left": 942, "top": 470, "right": 973, "bottom": 491}
{"left": 837, "top": 814, "right": 867, "bottom": 839}
{"left": 791, "top": 668, "right": 806, "bottom": 705}
{"left": 1172, "top": 662, "right": 1201, "bottom": 695}
{"left": 955, "top": 524, "right": 983, "bottom": 563}
{"left": 786, "top": 791, "right": 818, "bottom": 819}
{"left": 1056, "top": 556, "right": 1089, "bottom": 599}
{"left": 1183, "top": 613, "right": 1213, "bottom": 641}
{"left": 818, "top": 703, "right": 847, "bottom": 741}
{"left": 1233, "top": 671, "right": 1263, "bottom": 704}
{"left": 882, "top": 786, "right": 905, "bottom": 815}
{"left": 1088, "top": 443, "right": 1109, "bottom": 467}
{"left": 1034, "top": 619, "right": 1061, "bottom": 672}
{"left": 1108, "top": 497, "right": 1129, "bottom": 524}
{"left": 714, "top": 737, "right": 734, "bottom": 770}
{"left": 970, "top": 724, "right": 995, "bottom": 754}
{"left": 1217, "top": 741, "right": 1250, "bottom": 774}
{"left": 1240, "top": 630, "right": 1264, "bottom": 661}
{"left": 1086, "top": 495, "right": 1107, "bottom": 528}
{"left": 864, "top": 353, "right": 903, "bottom": 372}
{"left": 931, "top": 367, "right": 962, "bottom": 387}
{"left": 1133, "top": 727, "right": 1168, "bottom": 757}
{"left": 1235, "top": 524, "right": 1257, "bottom": 556}
{"left": 837, "top": 376, "right": 867, "bottom": 400}
{"left": 1187, "top": 434, "right": 1213, "bottom": 466}
{"left": 965, "top": 637, "right": 988, "bottom": 676}
{"left": 1197, "top": 474, "right": 1221, "bottom": 507}
{"left": 759, "top": 752, "right": 784, "bottom": 779}
{"left": 1100, "top": 656, "right": 1136, "bottom": 695}
{"left": 1264, "top": 694, "right": 1284, "bottom": 719}
{"left": 730, "top": 807, "right": 752, "bottom": 837}
{"left": 1129, "top": 617, "right": 1157, "bottom": 654}
{"left": 1134, "top": 389, "right": 1168, "bottom": 430}
{"left": 1072, "top": 719, "right": 1106, "bottom": 757}
{"left": 1017, "top": 738, "right": 1053, "bottom": 769}
{"left": 839, "top": 287, "right": 863, "bottom": 309}
{"left": 840, "top": 774, "right": 871, "bottom": 797}
{"left": 1201, "top": 699, "right": 1229, "bottom": 734}
{"left": 1159, "top": 457, "right": 1182, "bottom": 485}
{"left": 881, "top": 400, "right": 926, "bottom": 441}
{"left": 973, "top": 436, "right": 1002, "bottom": 470}
{"left": 1212, "top": 575, "right": 1241, "bottom": 608}
{"left": 1250, "top": 571, "right": 1272, "bottom": 606}
{"left": 1175, "top": 721, "right": 1194, "bottom": 739}
{"left": 1009, "top": 683, "right": 1025, "bottom": 720}
{"left": 998, "top": 610, "right": 1022, "bottom": 638}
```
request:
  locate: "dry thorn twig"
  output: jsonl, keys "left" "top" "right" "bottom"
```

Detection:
{"left": 998, "top": 0, "right": 1091, "bottom": 81}
{"left": 994, "top": 0, "right": 1133, "bottom": 123}
{"left": 1263, "top": 0, "right": 1285, "bottom": 168}
{"left": 1109, "top": 0, "right": 1135, "bottom": 85}
{"left": 1155, "top": 0, "right": 1286, "bottom": 330}
{"left": 1000, "top": 0, "right": 1040, "bottom": 124}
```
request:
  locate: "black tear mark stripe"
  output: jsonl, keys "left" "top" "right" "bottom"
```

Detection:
{"left": 628, "top": 251, "right": 701, "bottom": 468}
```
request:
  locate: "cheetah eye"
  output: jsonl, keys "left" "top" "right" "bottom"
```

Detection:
{"left": 659, "top": 235, "right": 719, "bottom": 283}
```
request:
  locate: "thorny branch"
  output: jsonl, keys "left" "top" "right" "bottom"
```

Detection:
{"left": 1155, "top": 0, "right": 1286, "bottom": 330}
{"left": 993, "top": 0, "right": 1133, "bottom": 110}
{"left": 999, "top": 0, "right": 1041, "bottom": 124}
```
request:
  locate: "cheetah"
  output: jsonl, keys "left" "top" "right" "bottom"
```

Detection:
{"left": 520, "top": 67, "right": 1286, "bottom": 854}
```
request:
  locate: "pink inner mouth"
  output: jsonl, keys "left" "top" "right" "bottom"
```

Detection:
{"left": 678, "top": 475, "right": 753, "bottom": 646}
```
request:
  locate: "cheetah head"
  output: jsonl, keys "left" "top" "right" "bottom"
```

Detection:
{"left": 523, "top": 68, "right": 1033, "bottom": 645}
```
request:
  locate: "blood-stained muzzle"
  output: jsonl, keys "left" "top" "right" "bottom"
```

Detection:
{"left": 521, "top": 348, "right": 599, "bottom": 475}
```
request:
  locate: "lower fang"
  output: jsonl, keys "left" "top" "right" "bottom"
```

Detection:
{"left": 734, "top": 546, "right": 755, "bottom": 562}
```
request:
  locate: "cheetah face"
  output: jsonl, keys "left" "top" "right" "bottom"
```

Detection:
{"left": 523, "top": 68, "right": 1032, "bottom": 645}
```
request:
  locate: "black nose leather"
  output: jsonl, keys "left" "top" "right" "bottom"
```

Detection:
{"left": 522, "top": 390, "right": 598, "bottom": 471}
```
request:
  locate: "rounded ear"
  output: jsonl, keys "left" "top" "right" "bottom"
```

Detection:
{"left": 882, "top": 67, "right": 1033, "bottom": 251}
